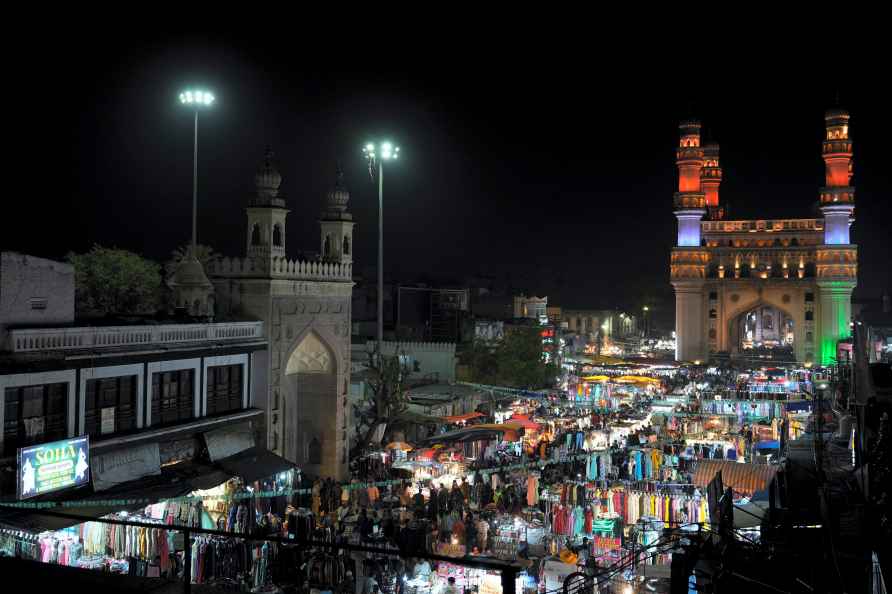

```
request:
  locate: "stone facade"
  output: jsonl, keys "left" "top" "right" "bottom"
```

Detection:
{"left": 1, "top": 252, "right": 75, "bottom": 342}
{"left": 209, "top": 153, "right": 353, "bottom": 479}
{"left": 671, "top": 112, "right": 857, "bottom": 365}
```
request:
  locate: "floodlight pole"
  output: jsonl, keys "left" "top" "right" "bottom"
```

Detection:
{"left": 192, "top": 110, "right": 199, "bottom": 257}
{"left": 377, "top": 158, "right": 384, "bottom": 359}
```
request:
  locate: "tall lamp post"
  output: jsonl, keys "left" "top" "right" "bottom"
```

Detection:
{"left": 362, "top": 141, "right": 400, "bottom": 358}
{"left": 642, "top": 305, "right": 650, "bottom": 338}
{"left": 178, "top": 89, "right": 215, "bottom": 256}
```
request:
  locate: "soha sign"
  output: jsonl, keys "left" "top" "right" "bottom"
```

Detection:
{"left": 18, "top": 436, "right": 90, "bottom": 500}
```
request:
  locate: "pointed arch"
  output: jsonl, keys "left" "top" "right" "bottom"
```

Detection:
{"left": 286, "top": 330, "right": 335, "bottom": 375}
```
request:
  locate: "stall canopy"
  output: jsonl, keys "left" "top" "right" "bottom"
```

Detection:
{"left": 614, "top": 375, "right": 662, "bottom": 385}
{"left": 215, "top": 447, "right": 297, "bottom": 484}
{"left": 693, "top": 461, "right": 778, "bottom": 497}
{"left": 508, "top": 414, "right": 541, "bottom": 431}
{"left": 443, "top": 411, "right": 484, "bottom": 424}
{"left": 0, "top": 458, "right": 213, "bottom": 533}
{"left": 419, "top": 422, "right": 525, "bottom": 445}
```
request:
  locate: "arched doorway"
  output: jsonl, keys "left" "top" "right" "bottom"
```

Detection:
{"left": 729, "top": 304, "right": 795, "bottom": 361}
{"left": 283, "top": 331, "right": 337, "bottom": 471}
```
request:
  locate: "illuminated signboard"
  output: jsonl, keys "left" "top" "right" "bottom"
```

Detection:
{"left": 18, "top": 436, "right": 90, "bottom": 500}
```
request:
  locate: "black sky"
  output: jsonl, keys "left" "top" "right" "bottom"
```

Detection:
{"left": 10, "top": 32, "right": 891, "bottom": 329}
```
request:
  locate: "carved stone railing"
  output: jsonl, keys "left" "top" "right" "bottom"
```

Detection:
{"left": 8, "top": 321, "right": 263, "bottom": 353}
{"left": 207, "top": 256, "right": 352, "bottom": 282}
{"left": 373, "top": 340, "right": 457, "bottom": 353}
{"left": 702, "top": 218, "right": 824, "bottom": 233}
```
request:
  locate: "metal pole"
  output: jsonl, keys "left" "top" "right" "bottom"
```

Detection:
{"left": 183, "top": 528, "right": 191, "bottom": 594}
{"left": 377, "top": 159, "right": 384, "bottom": 357}
{"left": 192, "top": 110, "right": 198, "bottom": 257}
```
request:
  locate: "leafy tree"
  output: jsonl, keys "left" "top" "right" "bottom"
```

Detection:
{"left": 164, "top": 244, "right": 221, "bottom": 278}
{"left": 351, "top": 352, "right": 412, "bottom": 457}
{"left": 67, "top": 245, "right": 162, "bottom": 316}
{"left": 460, "top": 327, "right": 558, "bottom": 389}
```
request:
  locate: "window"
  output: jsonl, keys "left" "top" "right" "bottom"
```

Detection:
{"left": 806, "top": 332, "right": 813, "bottom": 343}
{"left": 343, "top": 235, "right": 350, "bottom": 255}
{"left": 30, "top": 298, "right": 48, "bottom": 310}
{"left": 151, "top": 370, "right": 194, "bottom": 426}
{"left": 272, "top": 224, "right": 282, "bottom": 247}
{"left": 709, "top": 291, "right": 718, "bottom": 300}
{"left": 708, "top": 328, "right": 717, "bottom": 339}
{"left": 251, "top": 224, "right": 261, "bottom": 246}
{"left": 206, "top": 364, "right": 243, "bottom": 415}
{"left": 805, "top": 292, "right": 814, "bottom": 302}
{"left": 84, "top": 376, "right": 137, "bottom": 438}
{"left": 3, "top": 383, "right": 67, "bottom": 456}
{"left": 709, "top": 309, "right": 717, "bottom": 319}
{"left": 805, "top": 311, "right": 814, "bottom": 321}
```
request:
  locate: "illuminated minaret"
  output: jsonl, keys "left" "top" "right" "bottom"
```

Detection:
{"left": 816, "top": 107, "right": 858, "bottom": 364}
{"left": 701, "top": 143, "right": 723, "bottom": 220}
{"left": 671, "top": 119, "right": 708, "bottom": 362}
{"left": 674, "top": 120, "right": 706, "bottom": 246}
{"left": 820, "top": 108, "right": 855, "bottom": 245}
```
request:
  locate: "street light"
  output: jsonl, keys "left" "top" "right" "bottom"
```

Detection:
{"left": 178, "top": 88, "right": 215, "bottom": 256}
{"left": 363, "top": 141, "right": 400, "bottom": 357}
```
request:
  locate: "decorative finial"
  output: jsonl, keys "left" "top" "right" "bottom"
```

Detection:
{"left": 335, "top": 161, "right": 345, "bottom": 188}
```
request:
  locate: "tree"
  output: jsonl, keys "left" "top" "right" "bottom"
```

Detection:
{"left": 164, "top": 244, "right": 221, "bottom": 278}
{"left": 351, "top": 352, "right": 412, "bottom": 457}
{"left": 460, "top": 327, "right": 558, "bottom": 389}
{"left": 67, "top": 245, "right": 162, "bottom": 317}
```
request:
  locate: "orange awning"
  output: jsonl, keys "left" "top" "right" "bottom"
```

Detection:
{"left": 509, "top": 414, "right": 541, "bottom": 431}
{"left": 444, "top": 411, "right": 485, "bottom": 423}
{"left": 692, "top": 461, "right": 778, "bottom": 497}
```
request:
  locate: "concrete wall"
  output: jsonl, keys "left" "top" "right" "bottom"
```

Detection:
{"left": 373, "top": 340, "right": 457, "bottom": 383}
{"left": 1, "top": 252, "right": 74, "bottom": 343}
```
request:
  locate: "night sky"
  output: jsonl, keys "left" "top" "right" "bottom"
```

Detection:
{"left": 11, "top": 33, "right": 891, "bottom": 330}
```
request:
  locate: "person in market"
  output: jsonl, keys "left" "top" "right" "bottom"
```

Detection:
{"left": 412, "top": 558, "right": 432, "bottom": 586}
{"left": 451, "top": 511, "right": 466, "bottom": 545}
{"left": 413, "top": 483, "right": 426, "bottom": 516}
{"left": 464, "top": 512, "right": 478, "bottom": 552}
{"left": 437, "top": 481, "right": 450, "bottom": 516}
{"left": 444, "top": 577, "right": 460, "bottom": 594}
{"left": 449, "top": 480, "right": 464, "bottom": 514}
{"left": 459, "top": 477, "right": 470, "bottom": 503}
{"left": 358, "top": 508, "right": 373, "bottom": 542}
{"left": 361, "top": 561, "right": 379, "bottom": 594}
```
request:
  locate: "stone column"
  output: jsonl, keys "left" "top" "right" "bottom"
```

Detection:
{"left": 674, "top": 281, "right": 706, "bottom": 362}
{"left": 817, "top": 281, "right": 855, "bottom": 365}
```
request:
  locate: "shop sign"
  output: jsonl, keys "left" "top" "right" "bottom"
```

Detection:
{"left": 18, "top": 436, "right": 91, "bottom": 500}
{"left": 92, "top": 442, "right": 161, "bottom": 492}
{"left": 101, "top": 407, "right": 116, "bottom": 435}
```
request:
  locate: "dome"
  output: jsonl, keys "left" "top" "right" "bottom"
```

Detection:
{"left": 168, "top": 257, "right": 213, "bottom": 289}
{"left": 254, "top": 147, "right": 282, "bottom": 199}
{"left": 702, "top": 143, "right": 720, "bottom": 157}
{"left": 825, "top": 107, "right": 850, "bottom": 121}
{"left": 321, "top": 166, "right": 352, "bottom": 220}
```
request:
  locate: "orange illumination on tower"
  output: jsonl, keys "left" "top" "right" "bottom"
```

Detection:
{"left": 820, "top": 107, "right": 855, "bottom": 245}
{"left": 823, "top": 109, "right": 853, "bottom": 188}
{"left": 701, "top": 143, "right": 723, "bottom": 220}
{"left": 676, "top": 120, "right": 703, "bottom": 193}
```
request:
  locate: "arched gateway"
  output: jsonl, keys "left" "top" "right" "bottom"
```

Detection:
{"left": 208, "top": 152, "right": 354, "bottom": 479}
{"left": 670, "top": 111, "right": 857, "bottom": 365}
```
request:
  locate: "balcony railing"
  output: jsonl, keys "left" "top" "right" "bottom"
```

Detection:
{"left": 7, "top": 321, "right": 264, "bottom": 353}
